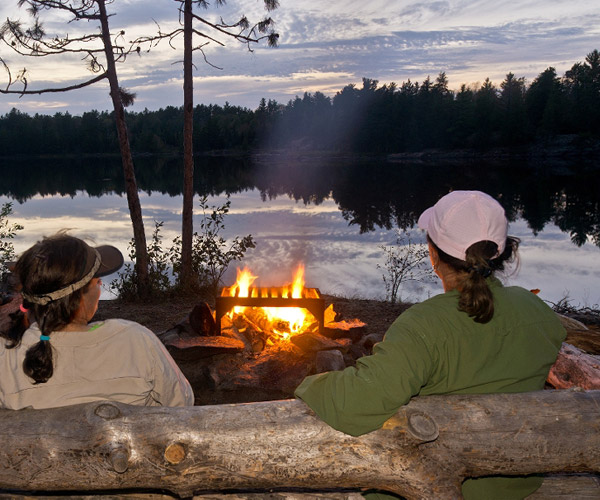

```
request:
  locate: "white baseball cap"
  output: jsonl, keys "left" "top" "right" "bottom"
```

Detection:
{"left": 418, "top": 190, "right": 508, "bottom": 261}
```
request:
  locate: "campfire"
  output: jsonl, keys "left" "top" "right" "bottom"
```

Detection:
{"left": 215, "top": 265, "right": 326, "bottom": 341}
{"left": 157, "top": 264, "right": 368, "bottom": 404}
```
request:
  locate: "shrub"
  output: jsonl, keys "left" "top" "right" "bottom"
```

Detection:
{"left": 377, "top": 229, "right": 435, "bottom": 304}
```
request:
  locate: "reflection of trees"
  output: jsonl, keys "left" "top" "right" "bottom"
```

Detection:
{"left": 1, "top": 157, "right": 599, "bottom": 248}
{"left": 553, "top": 188, "right": 600, "bottom": 246}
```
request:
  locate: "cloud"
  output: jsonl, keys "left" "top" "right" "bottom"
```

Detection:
{"left": 0, "top": 0, "right": 599, "bottom": 115}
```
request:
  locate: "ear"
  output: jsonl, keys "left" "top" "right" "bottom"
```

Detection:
{"left": 428, "top": 241, "right": 439, "bottom": 267}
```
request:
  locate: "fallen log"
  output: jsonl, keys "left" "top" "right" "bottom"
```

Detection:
{"left": 547, "top": 343, "right": 600, "bottom": 389}
{"left": 0, "top": 391, "right": 598, "bottom": 499}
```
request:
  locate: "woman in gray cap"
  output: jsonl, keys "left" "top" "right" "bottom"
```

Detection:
{"left": 0, "top": 233, "right": 193, "bottom": 409}
{"left": 295, "top": 190, "right": 566, "bottom": 499}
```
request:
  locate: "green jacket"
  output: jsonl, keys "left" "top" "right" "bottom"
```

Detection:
{"left": 295, "top": 279, "right": 566, "bottom": 499}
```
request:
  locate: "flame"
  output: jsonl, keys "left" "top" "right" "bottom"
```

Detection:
{"left": 224, "top": 264, "right": 314, "bottom": 340}
{"left": 234, "top": 267, "right": 258, "bottom": 297}
{"left": 291, "top": 263, "right": 305, "bottom": 298}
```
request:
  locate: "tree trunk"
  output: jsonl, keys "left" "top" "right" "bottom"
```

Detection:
{"left": 97, "top": 0, "right": 149, "bottom": 296}
{"left": 0, "top": 391, "right": 598, "bottom": 499}
{"left": 180, "top": 0, "right": 195, "bottom": 289}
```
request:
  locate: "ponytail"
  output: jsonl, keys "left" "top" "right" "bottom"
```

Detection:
{"left": 458, "top": 241, "right": 500, "bottom": 323}
{"left": 429, "top": 235, "right": 520, "bottom": 323}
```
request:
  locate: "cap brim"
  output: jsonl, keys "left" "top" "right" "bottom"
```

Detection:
{"left": 417, "top": 207, "right": 433, "bottom": 230}
{"left": 94, "top": 245, "right": 124, "bottom": 277}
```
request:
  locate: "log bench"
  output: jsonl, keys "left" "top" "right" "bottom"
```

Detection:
{"left": 0, "top": 391, "right": 598, "bottom": 499}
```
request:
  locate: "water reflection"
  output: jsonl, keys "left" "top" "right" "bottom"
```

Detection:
{"left": 1, "top": 156, "right": 599, "bottom": 248}
{"left": 0, "top": 156, "right": 599, "bottom": 306}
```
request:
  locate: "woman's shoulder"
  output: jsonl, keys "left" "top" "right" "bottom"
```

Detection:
{"left": 93, "top": 318, "right": 151, "bottom": 332}
{"left": 91, "top": 318, "right": 158, "bottom": 340}
{"left": 401, "top": 290, "right": 460, "bottom": 318}
{"left": 49, "top": 319, "right": 155, "bottom": 347}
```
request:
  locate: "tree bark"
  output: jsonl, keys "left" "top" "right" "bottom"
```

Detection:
{"left": 0, "top": 391, "right": 598, "bottom": 499}
{"left": 97, "top": 0, "right": 149, "bottom": 296}
{"left": 180, "top": 0, "right": 195, "bottom": 288}
{"left": 548, "top": 343, "right": 600, "bottom": 389}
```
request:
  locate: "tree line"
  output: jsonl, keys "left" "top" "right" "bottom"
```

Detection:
{"left": 0, "top": 49, "right": 598, "bottom": 156}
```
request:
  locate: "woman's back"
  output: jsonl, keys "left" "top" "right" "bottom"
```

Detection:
{"left": 0, "top": 318, "right": 194, "bottom": 409}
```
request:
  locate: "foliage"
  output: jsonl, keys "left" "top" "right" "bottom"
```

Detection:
{"left": 111, "top": 221, "right": 171, "bottom": 301}
{"left": 170, "top": 195, "right": 255, "bottom": 297}
{"left": 0, "top": 203, "right": 23, "bottom": 281}
{"left": 111, "top": 197, "right": 255, "bottom": 300}
{"left": 377, "top": 229, "right": 435, "bottom": 304}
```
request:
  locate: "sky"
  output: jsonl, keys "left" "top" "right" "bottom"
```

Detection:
{"left": 0, "top": 0, "right": 599, "bottom": 115}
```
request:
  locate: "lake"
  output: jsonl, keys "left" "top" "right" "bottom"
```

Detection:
{"left": 1, "top": 154, "right": 599, "bottom": 307}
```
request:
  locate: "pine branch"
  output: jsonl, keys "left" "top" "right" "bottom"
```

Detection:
{"left": 0, "top": 71, "right": 107, "bottom": 95}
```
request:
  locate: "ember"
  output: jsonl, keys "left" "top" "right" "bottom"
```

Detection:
{"left": 215, "top": 265, "right": 325, "bottom": 340}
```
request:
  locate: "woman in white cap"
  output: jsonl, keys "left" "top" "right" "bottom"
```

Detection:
{"left": 295, "top": 190, "right": 566, "bottom": 499}
{"left": 0, "top": 233, "right": 193, "bottom": 409}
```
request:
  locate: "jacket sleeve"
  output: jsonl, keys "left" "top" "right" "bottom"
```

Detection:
{"left": 144, "top": 329, "right": 195, "bottom": 407}
{"left": 294, "top": 317, "right": 434, "bottom": 436}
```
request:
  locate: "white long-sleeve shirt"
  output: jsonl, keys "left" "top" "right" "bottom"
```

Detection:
{"left": 0, "top": 318, "right": 194, "bottom": 409}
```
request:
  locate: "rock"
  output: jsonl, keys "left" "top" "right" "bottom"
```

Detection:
{"left": 165, "top": 336, "right": 245, "bottom": 361}
{"left": 323, "top": 319, "right": 367, "bottom": 342}
{"left": 189, "top": 302, "right": 217, "bottom": 335}
{"left": 346, "top": 343, "right": 369, "bottom": 365}
{"left": 291, "top": 332, "right": 351, "bottom": 353}
{"left": 360, "top": 333, "right": 384, "bottom": 352}
{"left": 315, "top": 350, "right": 346, "bottom": 373}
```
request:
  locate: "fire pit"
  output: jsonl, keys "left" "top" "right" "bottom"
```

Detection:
{"left": 215, "top": 266, "right": 325, "bottom": 337}
{"left": 157, "top": 266, "right": 369, "bottom": 405}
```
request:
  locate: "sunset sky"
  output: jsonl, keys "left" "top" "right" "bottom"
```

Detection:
{"left": 0, "top": 0, "right": 599, "bottom": 115}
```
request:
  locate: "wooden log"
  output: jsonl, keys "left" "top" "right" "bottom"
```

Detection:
{"left": 0, "top": 391, "right": 598, "bottom": 499}
{"left": 547, "top": 343, "right": 600, "bottom": 389}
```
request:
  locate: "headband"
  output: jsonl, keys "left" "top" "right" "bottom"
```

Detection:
{"left": 21, "top": 249, "right": 101, "bottom": 306}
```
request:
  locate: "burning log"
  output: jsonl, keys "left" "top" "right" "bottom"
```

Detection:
{"left": 0, "top": 392, "right": 598, "bottom": 499}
